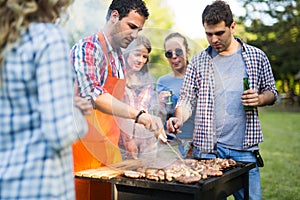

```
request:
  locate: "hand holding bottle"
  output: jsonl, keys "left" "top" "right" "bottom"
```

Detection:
{"left": 242, "top": 77, "right": 258, "bottom": 110}
{"left": 165, "top": 90, "right": 174, "bottom": 119}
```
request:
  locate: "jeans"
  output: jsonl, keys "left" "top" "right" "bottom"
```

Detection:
{"left": 193, "top": 144, "right": 261, "bottom": 200}
{"left": 178, "top": 139, "right": 193, "bottom": 158}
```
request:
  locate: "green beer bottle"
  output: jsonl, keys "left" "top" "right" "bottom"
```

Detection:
{"left": 243, "top": 77, "right": 254, "bottom": 111}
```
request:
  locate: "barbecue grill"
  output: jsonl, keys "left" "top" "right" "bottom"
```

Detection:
{"left": 75, "top": 159, "right": 255, "bottom": 200}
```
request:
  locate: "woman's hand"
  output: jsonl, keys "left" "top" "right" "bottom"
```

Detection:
{"left": 158, "top": 91, "right": 171, "bottom": 103}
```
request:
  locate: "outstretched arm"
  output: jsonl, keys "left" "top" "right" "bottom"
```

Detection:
{"left": 94, "top": 93, "right": 166, "bottom": 137}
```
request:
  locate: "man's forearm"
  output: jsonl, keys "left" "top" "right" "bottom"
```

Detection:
{"left": 174, "top": 105, "right": 191, "bottom": 124}
{"left": 94, "top": 93, "right": 138, "bottom": 120}
{"left": 258, "top": 90, "right": 277, "bottom": 106}
{"left": 94, "top": 93, "right": 166, "bottom": 137}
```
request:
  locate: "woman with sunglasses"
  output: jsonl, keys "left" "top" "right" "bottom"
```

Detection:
{"left": 118, "top": 35, "right": 164, "bottom": 160}
{"left": 156, "top": 32, "right": 195, "bottom": 158}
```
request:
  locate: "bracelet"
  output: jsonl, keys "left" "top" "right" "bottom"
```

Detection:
{"left": 135, "top": 110, "right": 146, "bottom": 123}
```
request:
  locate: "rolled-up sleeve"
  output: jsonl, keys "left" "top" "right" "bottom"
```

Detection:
{"left": 177, "top": 58, "right": 199, "bottom": 116}
{"left": 70, "top": 35, "right": 108, "bottom": 101}
{"left": 260, "top": 51, "right": 278, "bottom": 98}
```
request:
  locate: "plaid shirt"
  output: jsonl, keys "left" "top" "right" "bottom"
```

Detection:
{"left": 0, "top": 23, "right": 86, "bottom": 199}
{"left": 70, "top": 32, "right": 125, "bottom": 102}
{"left": 124, "top": 84, "right": 154, "bottom": 111}
{"left": 178, "top": 38, "right": 278, "bottom": 152}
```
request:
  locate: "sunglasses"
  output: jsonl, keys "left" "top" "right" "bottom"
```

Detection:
{"left": 165, "top": 48, "right": 184, "bottom": 58}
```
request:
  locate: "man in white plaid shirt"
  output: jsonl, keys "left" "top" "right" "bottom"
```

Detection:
{"left": 167, "top": 1, "right": 278, "bottom": 200}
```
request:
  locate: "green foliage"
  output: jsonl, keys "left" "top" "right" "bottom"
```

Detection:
{"left": 238, "top": 0, "right": 300, "bottom": 84}
{"left": 134, "top": 0, "right": 175, "bottom": 79}
{"left": 234, "top": 18, "right": 252, "bottom": 42}
{"left": 143, "top": 0, "right": 174, "bottom": 30}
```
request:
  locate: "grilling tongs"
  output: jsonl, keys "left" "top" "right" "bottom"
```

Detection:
{"left": 156, "top": 128, "right": 184, "bottom": 162}
{"left": 156, "top": 121, "right": 183, "bottom": 145}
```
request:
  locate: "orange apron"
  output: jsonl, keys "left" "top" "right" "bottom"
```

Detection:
{"left": 73, "top": 32, "right": 126, "bottom": 200}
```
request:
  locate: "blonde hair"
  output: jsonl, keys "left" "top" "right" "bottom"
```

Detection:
{"left": 0, "top": 0, "right": 72, "bottom": 66}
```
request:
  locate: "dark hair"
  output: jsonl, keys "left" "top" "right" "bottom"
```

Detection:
{"left": 202, "top": 0, "right": 233, "bottom": 27}
{"left": 164, "top": 32, "right": 189, "bottom": 64}
{"left": 164, "top": 32, "right": 189, "bottom": 53}
{"left": 106, "top": 0, "right": 149, "bottom": 21}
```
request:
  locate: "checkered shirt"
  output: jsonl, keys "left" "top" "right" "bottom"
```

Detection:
{"left": 70, "top": 31, "right": 125, "bottom": 102}
{"left": 177, "top": 38, "right": 278, "bottom": 152}
{"left": 0, "top": 23, "right": 86, "bottom": 199}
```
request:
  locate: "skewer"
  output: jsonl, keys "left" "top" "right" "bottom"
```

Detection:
{"left": 165, "top": 141, "right": 185, "bottom": 163}
{"left": 157, "top": 127, "right": 185, "bottom": 163}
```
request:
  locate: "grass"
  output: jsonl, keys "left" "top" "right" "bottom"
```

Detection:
{"left": 229, "top": 105, "right": 300, "bottom": 200}
{"left": 259, "top": 108, "right": 300, "bottom": 200}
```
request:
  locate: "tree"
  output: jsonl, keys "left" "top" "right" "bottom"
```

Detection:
{"left": 141, "top": 0, "right": 175, "bottom": 79}
{"left": 238, "top": 0, "right": 300, "bottom": 94}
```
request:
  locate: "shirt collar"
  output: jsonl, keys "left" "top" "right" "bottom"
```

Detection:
{"left": 101, "top": 31, "right": 113, "bottom": 53}
{"left": 205, "top": 37, "right": 246, "bottom": 57}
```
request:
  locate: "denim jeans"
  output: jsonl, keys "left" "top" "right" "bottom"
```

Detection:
{"left": 178, "top": 139, "right": 193, "bottom": 158}
{"left": 193, "top": 144, "right": 261, "bottom": 200}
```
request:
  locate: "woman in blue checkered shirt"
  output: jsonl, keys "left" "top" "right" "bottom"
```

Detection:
{"left": 0, "top": 1, "right": 90, "bottom": 199}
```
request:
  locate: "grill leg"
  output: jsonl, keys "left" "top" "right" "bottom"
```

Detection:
{"left": 113, "top": 184, "right": 117, "bottom": 200}
{"left": 243, "top": 172, "right": 250, "bottom": 200}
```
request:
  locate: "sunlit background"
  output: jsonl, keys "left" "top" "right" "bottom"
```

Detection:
{"left": 64, "top": 0, "right": 300, "bottom": 99}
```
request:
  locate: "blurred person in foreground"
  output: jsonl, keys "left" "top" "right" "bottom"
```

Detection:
{"left": 156, "top": 32, "right": 195, "bottom": 158}
{"left": 167, "top": 1, "right": 278, "bottom": 199}
{"left": 0, "top": 0, "right": 90, "bottom": 199}
{"left": 70, "top": 0, "right": 165, "bottom": 198}
{"left": 118, "top": 35, "right": 164, "bottom": 160}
